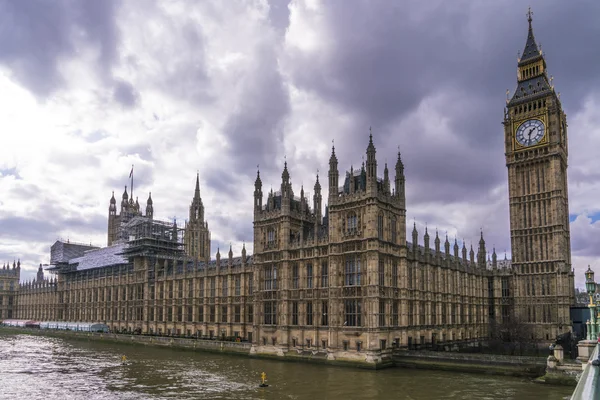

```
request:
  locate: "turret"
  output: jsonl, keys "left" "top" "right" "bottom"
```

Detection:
{"left": 216, "top": 248, "right": 221, "bottom": 268}
{"left": 444, "top": 234, "right": 450, "bottom": 256}
{"left": 172, "top": 219, "right": 178, "bottom": 242}
{"left": 37, "top": 263, "right": 44, "bottom": 282}
{"left": 412, "top": 223, "right": 418, "bottom": 252}
{"left": 242, "top": 243, "right": 247, "bottom": 265}
{"left": 109, "top": 191, "right": 117, "bottom": 215}
{"left": 462, "top": 240, "right": 467, "bottom": 262}
{"left": 383, "top": 163, "right": 390, "bottom": 195}
{"left": 365, "top": 131, "right": 377, "bottom": 194}
{"left": 469, "top": 244, "right": 475, "bottom": 265}
{"left": 424, "top": 226, "right": 430, "bottom": 251}
{"left": 454, "top": 238, "right": 459, "bottom": 259}
{"left": 477, "top": 231, "right": 487, "bottom": 268}
{"left": 492, "top": 247, "right": 497, "bottom": 269}
{"left": 395, "top": 151, "right": 405, "bottom": 204}
{"left": 328, "top": 144, "right": 339, "bottom": 201}
{"left": 121, "top": 186, "right": 129, "bottom": 210}
{"left": 434, "top": 230, "right": 440, "bottom": 255}
{"left": 313, "top": 174, "right": 322, "bottom": 235}
{"left": 146, "top": 192, "right": 153, "bottom": 219}
{"left": 254, "top": 168, "right": 263, "bottom": 215}
{"left": 281, "top": 161, "right": 292, "bottom": 213}
{"left": 228, "top": 244, "right": 233, "bottom": 267}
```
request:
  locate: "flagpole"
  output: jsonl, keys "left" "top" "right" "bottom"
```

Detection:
{"left": 131, "top": 164, "right": 134, "bottom": 200}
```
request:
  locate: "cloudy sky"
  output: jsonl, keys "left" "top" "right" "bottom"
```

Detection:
{"left": 0, "top": 0, "right": 599, "bottom": 286}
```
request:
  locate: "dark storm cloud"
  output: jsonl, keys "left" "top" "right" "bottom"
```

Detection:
{"left": 113, "top": 80, "right": 140, "bottom": 108}
{"left": 0, "top": 216, "right": 57, "bottom": 242}
{"left": 285, "top": 0, "right": 600, "bottom": 205}
{"left": 267, "top": 0, "right": 291, "bottom": 35}
{"left": 222, "top": 42, "right": 290, "bottom": 179}
{"left": 0, "top": 0, "right": 120, "bottom": 97}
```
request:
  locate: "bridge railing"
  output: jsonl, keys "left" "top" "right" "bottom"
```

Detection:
{"left": 571, "top": 344, "right": 599, "bottom": 400}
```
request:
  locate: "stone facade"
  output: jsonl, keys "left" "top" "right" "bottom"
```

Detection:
{"left": 0, "top": 261, "right": 20, "bottom": 319}
{"left": 9, "top": 12, "right": 577, "bottom": 365}
{"left": 503, "top": 13, "right": 575, "bottom": 340}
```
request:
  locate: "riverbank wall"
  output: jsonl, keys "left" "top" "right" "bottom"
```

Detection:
{"left": 392, "top": 350, "right": 547, "bottom": 377}
{"left": 0, "top": 327, "right": 545, "bottom": 376}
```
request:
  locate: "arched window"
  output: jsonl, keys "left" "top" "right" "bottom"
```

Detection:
{"left": 347, "top": 212, "right": 357, "bottom": 233}
{"left": 391, "top": 217, "right": 397, "bottom": 244}
{"left": 377, "top": 213, "right": 384, "bottom": 240}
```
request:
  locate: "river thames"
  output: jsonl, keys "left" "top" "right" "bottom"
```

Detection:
{"left": 0, "top": 333, "right": 572, "bottom": 399}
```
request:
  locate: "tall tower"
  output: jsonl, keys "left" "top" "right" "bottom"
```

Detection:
{"left": 184, "top": 173, "right": 211, "bottom": 261}
{"left": 107, "top": 191, "right": 118, "bottom": 246}
{"left": 504, "top": 9, "right": 574, "bottom": 340}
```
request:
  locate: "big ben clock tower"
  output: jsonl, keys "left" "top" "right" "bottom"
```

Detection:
{"left": 504, "top": 9, "right": 575, "bottom": 341}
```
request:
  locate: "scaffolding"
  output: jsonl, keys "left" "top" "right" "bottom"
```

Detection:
{"left": 120, "top": 216, "right": 185, "bottom": 259}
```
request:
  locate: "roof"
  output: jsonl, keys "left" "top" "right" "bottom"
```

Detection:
{"left": 50, "top": 240, "right": 99, "bottom": 264}
{"left": 68, "top": 243, "right": 129, "bottom": 271}
{"left": 519, "top": 22, "right": 542, "bottom": 66}
{"left": 508, "top": 75, "right": 552, "bottom": 106}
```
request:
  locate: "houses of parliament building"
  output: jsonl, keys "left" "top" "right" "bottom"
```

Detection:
{"left": 8, "top": 13, "right": 575, "bottom": 364}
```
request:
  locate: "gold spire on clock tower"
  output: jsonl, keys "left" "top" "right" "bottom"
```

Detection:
{"left": 503, "top": 9, "right": 575, "bottom": 340}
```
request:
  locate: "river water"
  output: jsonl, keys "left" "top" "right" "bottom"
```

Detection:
{"left": 0, "top": 332, "right": 572, "bottom": 400}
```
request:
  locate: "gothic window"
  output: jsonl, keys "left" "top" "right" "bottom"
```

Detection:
{"left": 408, "top": 300, "right": 414, "bottom": 326}
{"left": 292, "top": 264, "right": 299, "bottom": 289}
{"left": 267, "top": 228, "right": 275, "bottom": 245}
{"left": 307, "top": 263, "right": 313, "bottom": 289}
{"left": 392, "top": 301, "right": 399, "bottom": 326}
{"left": 378, "top": 213, "right": 384, "bottom": 240}
{"left": 248, "top": 273, "right": 254, "bottom": 295}
{"left": 222, "top": 276, "right": 228, "bottom": 297}
{"left": 321, "top": 301, "right": 328, "bottom": 326}
{"left": 501, "top": 277, "right": 509, "bottom": 297}
{"left": 344, "top": 299, "right": 362, "bottom": 327}
{"left": 264, "top": 265, "right": 277, "bottom": 290}
{"left": 221, "top": 306, "right": 227, "bottom": 323}
{"left": 378, "top": 300, "right": 386, "bottom": 326}
{"left": 306, "top": 302, "right": 313, "bottom": 325}
{"left": 248, "top": 305, "right": 254, "bottom": 323}
{"left": 391, "top": 217, "right": 397, "bottom": 244}
{"left": 321, "top": 261, "right": 328, "bottom": 288}
{"left": 378, "top": 259, "right": 385, "bottom": 286}
{"left": 392, "top": 261, "right": 398, "bottom": 288}
{"left": 198, "top": 306, "right": 204, "bottom": 322}
{"left": 431, "top": 302, "right": 437, "bottom": 325}
{"left": 344, "top": 256, "right": 361, "bottom": 286}
{"left": 407, "top": 265, "right": 413, "bottom": 289}
{"left": 234, "top": 305, "right": 241, "bottom": 323}
{"left": 235, "top": 275, "right": 241, "bottom": 296}
{"left": 264, "top": 301, "right": 276, "bottom": 325}
{"left": 291, "top": 301, "right": 298, "bottom": 325}
{"left": 347, "top": 213, "right": 357, "bottom": 232}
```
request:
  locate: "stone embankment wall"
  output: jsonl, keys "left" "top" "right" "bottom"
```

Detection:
{"left": 392, "top": 350, "right": 547, "bottom": 377}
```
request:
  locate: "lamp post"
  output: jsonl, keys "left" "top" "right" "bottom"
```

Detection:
{"left": 585, "top": 266, "right": 597, "bottom": 341}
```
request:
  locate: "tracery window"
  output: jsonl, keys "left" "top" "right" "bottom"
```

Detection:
{"left": 344, "top": 256, "right": 361, "bottom": 286}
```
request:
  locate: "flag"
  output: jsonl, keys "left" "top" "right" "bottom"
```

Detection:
{"left": 129, "top": 166, "right": 133, "bottom": 178}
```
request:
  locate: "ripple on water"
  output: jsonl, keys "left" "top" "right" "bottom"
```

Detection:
{"left": 0, "top": 332, "right": 573, "bottom": 400}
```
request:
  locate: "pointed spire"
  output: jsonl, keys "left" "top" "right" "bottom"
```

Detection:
{"left": 519, "top": 7, "right": 541, "bottom": 65}
{"left": 314, "top": 172, "right": 321, "bottom": 191}
{"left": 194, "top": 172, "right": 201, "bottom": 199}
{"left": 110, "top": 191, "right": 116, "bottom": 204}
{"left": 147, "top": 192, "right": 153, "bottom": 205}
{"left": 122, "top": 186, "right": 128, "bottom": 200}
{"left": 255, "top": 167, "right": 262, "bottom": 189}
{"left": 282, "top": 160, "right": 290, "bottom": 183}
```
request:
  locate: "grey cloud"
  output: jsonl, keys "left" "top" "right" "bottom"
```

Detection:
{"left": 113, "top": 80, "right": 140, "bottom": 108}
{"left": 0, "top": 0, "right": 120, "bottom": 97}
{"left": 0, "top": 216, "right": 57, "bottom": 242}
{"left": 222, "top": 42, "right": 290, "bottom": 178}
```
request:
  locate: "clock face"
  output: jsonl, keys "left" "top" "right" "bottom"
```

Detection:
{"left": 516, "top": 119, "right": 545, "bottom": 147}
